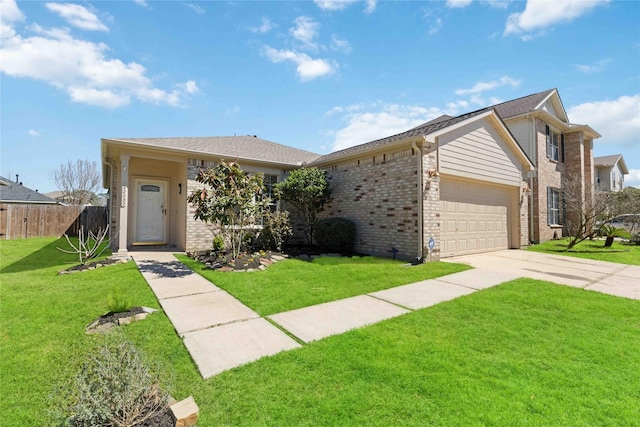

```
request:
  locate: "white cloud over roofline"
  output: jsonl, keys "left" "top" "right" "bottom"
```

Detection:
{"left": 568, "top": 94, "right": 640, "bottom": 146}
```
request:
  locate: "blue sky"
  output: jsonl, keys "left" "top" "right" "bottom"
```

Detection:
{"left": 1, "top": 0, "right": 639, "bottom": 193}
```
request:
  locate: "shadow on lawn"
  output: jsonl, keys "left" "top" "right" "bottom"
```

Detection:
{"left": 1, "top": 237, "right": 92, "bottom": 274}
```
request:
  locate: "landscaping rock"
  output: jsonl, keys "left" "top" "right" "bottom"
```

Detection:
{"left": 86, "top": 306, "right": 157, "bottom": 334}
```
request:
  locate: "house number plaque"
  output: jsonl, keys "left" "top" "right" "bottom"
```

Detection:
{"left": 121, "top": 186, "right": 127, "bottom": 208}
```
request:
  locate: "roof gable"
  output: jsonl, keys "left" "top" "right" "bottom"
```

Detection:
{"left": 594, "top": 154, "right": 629, "bottom": 174}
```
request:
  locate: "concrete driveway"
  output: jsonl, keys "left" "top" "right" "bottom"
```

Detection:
{"left": 443, "top": 250, "right": 639, "bottom": 300}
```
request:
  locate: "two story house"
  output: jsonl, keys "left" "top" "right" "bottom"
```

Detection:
{"left": 594, "top": 154, "right": 628, "bottom": 192}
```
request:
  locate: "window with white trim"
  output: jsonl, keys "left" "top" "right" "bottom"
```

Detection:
{"left": 547, "top": 187, "right": 561, "bottom": 225}
{"left": 545, "top": 125, "right": 564, "bottom": 162}
{"left": 263, "top": 174, "right": 278, "bottom": 211}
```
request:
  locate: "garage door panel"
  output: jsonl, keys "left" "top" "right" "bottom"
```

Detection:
{"left": 440, "top": 179, "right": 513, "bottom": 257}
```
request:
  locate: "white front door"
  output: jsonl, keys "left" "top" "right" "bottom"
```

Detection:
{"left": 134, "top": 179, "right": 167, "bottom": 244}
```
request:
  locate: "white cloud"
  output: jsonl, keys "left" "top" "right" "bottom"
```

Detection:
{"left": 626, "top": 169, "right": 640, "bottom": 188}
{"left": 429, "top": 18, "right": 442, "bottom": 35}
{"left": 0, "top": 3, "right": 197, "bottom": 109}
{"left": 314, "top": 0, "right": 358, "bottom": 11}
{"left": 133, "top": 0, "right": 148, "bottom": 6}
{"left": 329, "top": 103, "right": 459, "bottom": 151}
{"left": 250, "top": 17, "right": 275, "bottom": 34}
{"left": 27, "top": 129, "right": 40, "bottom": 136}
{"left": 454, "top": 76, "right": 521, "bottom": 96}
{"left": 331, "top": 35, "right": 351, "bottom": 53}
{"left": 446, "top": 0, "right": 473, "bottom": 8}
{"left": 263, "top": 46, "right": 335, "bottom": 81}
{"left": 574, "top": 58, "right": 611, "bottom": 73}
{"left": 364, "top": 0, "right": 377, "bottom": 14}
{"left": 481, "top": 0, "right": 512, "bottom": 8}
{"left": 186, "top": 3, "right": 205, "bottom": 14}
{"left": 505, "top": 0, "right": 609, "bottom": 38}
{"left": 45, "top": 3, "right": 108, "bottom": 32}
{"left": 568, "top": 94, "right": 640, "bottom": 146}
{"left": 290, "top": 16, "right": 319, "bottom": 48}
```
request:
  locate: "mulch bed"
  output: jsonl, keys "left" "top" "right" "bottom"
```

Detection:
{"left": 59, "top": 257, "right": 130, "bottom": 275}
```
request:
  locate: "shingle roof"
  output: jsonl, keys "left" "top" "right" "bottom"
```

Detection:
{"left": 491, "top": 89, "right": 556, "bottom": 119}
{"left": 0, "top": 176, "right": 58, "bottom": 203}
{"left": 594, "top": 154, "right": 622, "bottom": 167}
{"left": 310, "top": 109, "right": 491, "bottom": 165}
{"left": 106, "top": 136, "right": 321, "bottom": 166}
{"left": 309, "top": 89, "right": 556, "bottom": 166}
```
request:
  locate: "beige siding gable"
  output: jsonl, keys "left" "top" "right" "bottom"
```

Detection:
{"left": 439, "top": 118, "right": 523, "bottom": 187}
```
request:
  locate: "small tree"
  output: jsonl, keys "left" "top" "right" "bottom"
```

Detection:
{"left": 274, "top": 167, "right": 331, "bottom": 245}
{"left": 188, "top": 161, "right": 268, "bottom": 259}
{"left": 563, "top": 174, "right": 613, "bottom": 249}
{"left": 51, "top": 159, "right": 101, "bottom": 205}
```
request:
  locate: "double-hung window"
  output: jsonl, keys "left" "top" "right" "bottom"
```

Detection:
{"left": 546, "top": 125, "right": 564, "bottom": 162}
{"left": 263, "top": 174, "right": 278, "bottom": 211}
{"left": 547, "top": 187, "right": 561, "bottom": 226}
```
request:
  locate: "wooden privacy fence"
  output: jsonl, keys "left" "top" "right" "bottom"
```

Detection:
{"left": 0, "top": 204, "right": 108, "bottom": 240}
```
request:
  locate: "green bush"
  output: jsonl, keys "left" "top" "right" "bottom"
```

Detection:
{"left": 262, "top": 210, "right": 293, "bottom": 252}
{"left": 212, "top": 235, "right": 225, "bottom": 252}
{"left": 63, "top": 334, "right": 169, "bottom": 426}
{"left": 106, "top": 288, "right": 132, "bottom": 313}
{"left": 314, "top": 218, "right": 356, "bottom": 253}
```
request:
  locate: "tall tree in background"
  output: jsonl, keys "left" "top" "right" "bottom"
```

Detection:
{"left": 51, "top": 159, "right": 101, "bottom": 205}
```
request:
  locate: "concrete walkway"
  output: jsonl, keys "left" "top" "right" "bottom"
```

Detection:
{"left": 132, "top": 249, "right": 638, "bottom": 379}
{"left": 443, "top": 250, "right": 639, "bottom": 300}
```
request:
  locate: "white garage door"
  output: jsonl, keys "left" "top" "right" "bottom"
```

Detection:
{"left": 440, "top": 179, "right": 513, "bottom": 257}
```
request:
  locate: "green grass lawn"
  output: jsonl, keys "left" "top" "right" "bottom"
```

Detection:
{"left": 177, "top": 255, "right": 471, "bottom": 315}
{"left": 528, "top": 237, "right": 640, "bottom": 266}
{"left": 2, "top": 238, "right": 639, "bottom": 425}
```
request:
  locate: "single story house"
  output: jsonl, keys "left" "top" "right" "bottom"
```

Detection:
{"left": 101, "top": 88, "right": 599, "bottom": 260}
{"left": 0, "top": 176, "right": 58, "bottom": 204}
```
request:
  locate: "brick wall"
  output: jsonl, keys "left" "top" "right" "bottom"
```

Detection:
{"left": 185, "top": 159, "right": 216, "bottom": 253}
{"left": 317, "top": 143, "right": 438, "bottom": 261}
{"left": 533, "top": 118, "right": 566, "bottom": 242}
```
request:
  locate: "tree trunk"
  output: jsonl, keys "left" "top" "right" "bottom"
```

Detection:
{"left": 604, "top": 236, "right": 614, "bottom": 247}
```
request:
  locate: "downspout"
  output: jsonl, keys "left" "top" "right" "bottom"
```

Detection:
{"left": 411, "top": 140, "right": 423, "bottom": 262}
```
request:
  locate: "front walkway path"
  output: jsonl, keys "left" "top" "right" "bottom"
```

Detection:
{"left": 131, "top": 250, "right": 638, "bottom": 379}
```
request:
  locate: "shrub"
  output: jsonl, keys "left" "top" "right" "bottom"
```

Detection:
{"left": 262, "top": 210, "right": 293, "bottom": 252}
{"left": 314, "top": 218, "right": 356, "bottom": 253}
{"left": 212, "top": 235, "right": 225, "bottom": 252}
{"left": 63, "top": 334, "right": 169, "bottom": 426}
{"left": 106, "top": 288, "right": 132, "bottom": 313}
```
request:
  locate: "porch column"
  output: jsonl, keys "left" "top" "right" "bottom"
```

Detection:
{"left": 117, "top": 154, "right": 130, "bottom": 257}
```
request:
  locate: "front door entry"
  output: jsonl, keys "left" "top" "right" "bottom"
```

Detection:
{"left": 134, "top": 179, "right": 167, "bottom": 244}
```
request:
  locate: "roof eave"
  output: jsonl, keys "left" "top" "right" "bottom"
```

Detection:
{"left": 101, "top": 138, "right": 316, "bottom": 169}
{"left": 309, "top": 136, "right": 421, "bottom": 167}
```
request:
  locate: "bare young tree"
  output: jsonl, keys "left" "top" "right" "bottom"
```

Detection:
{"left": 563, "top": 174, "right": 613, "bottom": 249}
{"left": 51, "top": 159, "right": 101, "bottom": 205}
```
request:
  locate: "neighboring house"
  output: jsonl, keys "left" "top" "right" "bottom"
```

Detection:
{"left": 44, "top": 190, "right": 108, "bottom": 206}
{"left": 101, "top": 88, "right": 599, "bottom": 260}
{"left": 0, "top": 176, "right": 58, "bottom": 204}
{"left": 594, "top": 154, "right": 628, "bottom": 192}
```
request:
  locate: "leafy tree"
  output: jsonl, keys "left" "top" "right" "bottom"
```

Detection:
{"left": 188, "top": 161, "right": 268, "bottom": 258}
{"left": 274, "top": 167, "right": 331, "bottom": 245}
{"left": 50, "top": 159, "right": 101, "bottom": 205}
